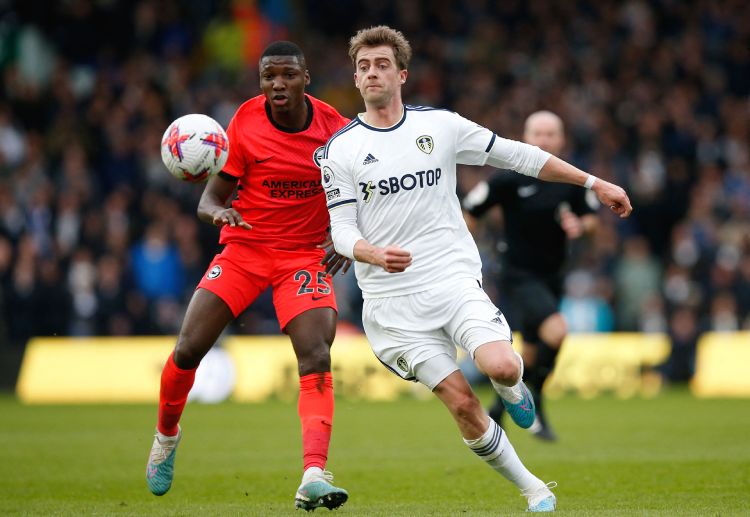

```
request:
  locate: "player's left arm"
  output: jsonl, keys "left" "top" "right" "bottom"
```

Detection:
{"left": 537, "top": 156, "right": 632, "bottom": 218}
{"left": 451, "top": 113, "right": 632, "bottom": 218}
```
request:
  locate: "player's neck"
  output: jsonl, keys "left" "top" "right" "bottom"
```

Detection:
{"left": 362, "top": 102, "right": 404, "bottom": 128}
{"left": 269, "top": 98, "right": 309, "bottom": 131}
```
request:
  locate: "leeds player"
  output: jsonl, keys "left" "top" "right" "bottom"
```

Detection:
{"left": 321, "top": 26, "right": 632, "bottom": 512}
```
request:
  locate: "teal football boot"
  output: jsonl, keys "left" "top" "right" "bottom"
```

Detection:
{"left": 501, "top": 381, "right": 536, "bottom": 429}
{"left": 294, "top": 470, "right": 348, "bottom": 511}
{"left": 146, "top": 426, "right": 181, "bottom": 496}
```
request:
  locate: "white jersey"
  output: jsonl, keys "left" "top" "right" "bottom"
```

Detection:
{"left": 322, "top": 106, "right": 550, "bottom": 299}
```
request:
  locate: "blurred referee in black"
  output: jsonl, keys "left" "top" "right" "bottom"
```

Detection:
{"left": 462, "top": 111, "right": 599, "bottom": 441}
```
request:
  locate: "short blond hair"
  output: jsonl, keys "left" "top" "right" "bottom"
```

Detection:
{"left": 348, "top": 25, "right": 412, "bottom": 70}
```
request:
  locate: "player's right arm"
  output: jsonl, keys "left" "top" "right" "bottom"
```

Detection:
{"left": 352, "top": 241, "right": 412, "bottom": 273}
{"left": 322, "top": 140, "right": 411, "bottom": 273}
{"left": 197, "top": 108, "right": 251, "bottom": 230}
{"left": 197, "top": 173, "right": 252, "bottom": 229}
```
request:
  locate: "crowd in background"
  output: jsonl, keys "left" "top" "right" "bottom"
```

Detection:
{"left": 0, "top": 0, "right": 748, "bottom": 384}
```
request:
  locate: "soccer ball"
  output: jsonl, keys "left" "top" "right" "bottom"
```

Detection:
{"left": 160, "top": 114, "right": 229, "bottom": 183}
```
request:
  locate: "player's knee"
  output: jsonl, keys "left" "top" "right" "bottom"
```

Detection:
{"left": 173, "top": 336, "right": 207, "bottom": 370}
{"left": 485, "top": 359, "right": 521, "bottom": 385}
{"left": 296, "top": 340, "right": 332, "bottom": 376}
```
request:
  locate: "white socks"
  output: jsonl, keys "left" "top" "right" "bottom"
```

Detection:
{"left": 491, "top": 351, "right": 525, "bottom": 403}
{"left": 463, "top": 418, "right": 544, "bottom": 493}
{"left": 156, "top": 427, "right": 180, "bottom": 442}
{"left": 301, "top": 466, "right": 324, "bottom": 485}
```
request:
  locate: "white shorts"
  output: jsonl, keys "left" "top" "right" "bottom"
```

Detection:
{"left": 362, "top": 277, "right": 512, "bottom": 390}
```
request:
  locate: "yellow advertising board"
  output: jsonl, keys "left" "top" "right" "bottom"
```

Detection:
{"left": 14, "top": 332, "right": 750, "bottom": 404}
{"left": 542, "top": 333, "right": 671, "bottom": 398}
{"left": 224, "top": 335, "right": 425, "bottom": 402}
{"left": 16, "top": 337, "right": 174, "bottom": 404}
{"left": 691, "top": 332, "right": 750, "bottom": 398}
{"left": 15, "top": 335, "right": 421, "bottom": 404}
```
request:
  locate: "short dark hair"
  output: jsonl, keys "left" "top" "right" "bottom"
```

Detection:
{"left": 260, "top": 41, "right": 306, "bottom": 66}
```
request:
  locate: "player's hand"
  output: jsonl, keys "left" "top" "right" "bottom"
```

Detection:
{"left": 318, "top": 237, "right": 353, "bottom": 277}
{"left": 212, "top": 208, "right": 252, "bottom": 229}
{"left": 592, "top": 180, "right": 633, "bottom": 218}
{"left": 378, "top": 245, "right": 412, "bottom": 273}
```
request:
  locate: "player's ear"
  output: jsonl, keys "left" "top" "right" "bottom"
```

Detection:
{"left": 399, "top": 69, "right": 408, "bottom": 84}
{"left": 304, "top": 70, "right": 311, "bottom": 86}
{"left": 354, "top": 72, "right": 359, "bottom": 88}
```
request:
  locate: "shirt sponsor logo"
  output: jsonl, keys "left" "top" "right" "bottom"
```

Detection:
{"left": 261, "top": 179, "right": 323, "bottom": 199}
{"left": 359, "top": 168, "right": 442, "bottom": 201}
{"left": 360, "top": 181, "right": 375, "bottom": 203}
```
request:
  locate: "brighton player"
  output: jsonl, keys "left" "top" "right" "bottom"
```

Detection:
{"left": 463, "top": 111, "right": 599, "bottom": 441}
{"left": 322, "top": 26, "right": 632, "bottom": 512}
{"left": 146, "top": 41, "right": 350, "bottom": 511}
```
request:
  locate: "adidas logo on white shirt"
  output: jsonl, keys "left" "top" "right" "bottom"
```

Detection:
{"left": 363, "top": 153, "right": 379, "bottom": 165}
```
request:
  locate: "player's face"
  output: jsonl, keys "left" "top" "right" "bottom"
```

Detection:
{"left": 523, "top": 116, "right": 565, "bottom": 155}
{"left": 354, "top": 45, "right": 407, "bottom": 108}
{"left": 259, "top": 56, "right": 310, "bottom": 114}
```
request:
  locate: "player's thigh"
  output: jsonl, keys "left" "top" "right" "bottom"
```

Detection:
{"left": 444, "top": 280, "right": 513, "bottom": 359}
{"left": 196, "top": 244, "right": 271, "bottom": 317}
{"left": 362, "top": 296, "right": 458, "bottom": 391}
{"left": 271, "top": 248, "right": 338, "bottom": 332}
{"left": 176, "top": 287, "right": 235, "bottom": 362}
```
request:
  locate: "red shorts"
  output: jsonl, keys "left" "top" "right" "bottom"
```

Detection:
{"left": 197, "top": 242, "right": 337, "bottom": 330}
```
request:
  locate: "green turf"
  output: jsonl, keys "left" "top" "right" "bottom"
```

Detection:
{"left": 0, "top": 388, "right": 748, "bottom": 516}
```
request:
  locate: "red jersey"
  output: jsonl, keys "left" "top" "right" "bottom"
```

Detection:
{"left": 221, "top": 94, "right": 349, "bottom": 249}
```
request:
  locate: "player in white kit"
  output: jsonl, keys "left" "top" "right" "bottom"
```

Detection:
{"left": 322, "top": 26, "right": 632, "bottom": 513}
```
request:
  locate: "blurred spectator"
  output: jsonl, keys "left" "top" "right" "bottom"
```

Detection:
{"left": 613, "top": 236, "right": 662, "bottom": 330}
{"left": 559, "top": 270, "right": 615, "bottom": 332}
{"left": 130, "top": 222, "right": 184, "bottom": 302}
{"left": 661, "top": 305, "right": 700, "bottom": 383}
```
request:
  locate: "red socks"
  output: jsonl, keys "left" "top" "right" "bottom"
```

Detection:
{"left": 298, "top": 372, "right": 334, "bottom": 471}
{"left": 156, "top": 357, "right": 333, "bottom": 470}
{"left": 157, "top": 352, "right": 197, "bottom": 436}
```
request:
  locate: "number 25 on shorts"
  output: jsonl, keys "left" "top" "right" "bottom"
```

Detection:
{"left": 294, "top": 270, "right": 331, "bottom": 300}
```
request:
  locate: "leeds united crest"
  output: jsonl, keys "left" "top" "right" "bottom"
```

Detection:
{"left": 416, "top": 135, "right": 434, "bottom": 154}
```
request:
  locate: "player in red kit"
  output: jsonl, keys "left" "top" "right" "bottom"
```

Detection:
{"left": 146, "top": 41, "right": 350, "bottom": 511}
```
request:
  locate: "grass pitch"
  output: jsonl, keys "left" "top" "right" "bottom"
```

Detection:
{"left": 0, "top": 388, "right": 748, "bottom": 516}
